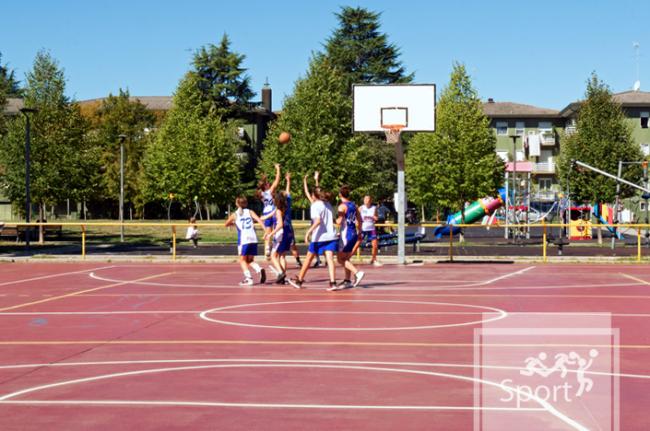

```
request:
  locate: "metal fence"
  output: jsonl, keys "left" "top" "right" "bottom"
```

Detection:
{"left": 1, "top": 221, "right": 649, "bottom": 262}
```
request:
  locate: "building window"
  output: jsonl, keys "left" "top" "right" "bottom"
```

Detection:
{"left": 538, "top": 121, "right": 552, "bottom": 132}
{"left": 496, "top": 151, "right": 509, "bottom": 162}
{"left": 515, "top": 121, "right": 525, "bottom": 136}
{"left": 641, "top": 112, "right": 649, "bottom": 129}
{"left": 496, "top": 121, "right": 508, "bottom": 136}
{"left": 641, "top": 202, "right": 647, "bottom": 211}
{"left": 539, "top": 178, "right": 552, "bottom": 190}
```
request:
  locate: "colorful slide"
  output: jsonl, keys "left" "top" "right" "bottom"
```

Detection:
{"left": 593, "top": 203, "right": 623, "bottom": 239}
{"left": 434, "top": 189, "right": 507, "bottom": 238}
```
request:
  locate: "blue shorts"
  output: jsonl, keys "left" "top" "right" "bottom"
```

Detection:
{"left": 362, "top": 230, "right": 377, "bottom": 241}
{"left": 238, "top": 243, "right": 258, "bottom": 256}
{"left": 308, "top": 239, "right": 338, "bottom": 255}
{"left": 263, "top": 215, "right": 276, "bottom": 229}
{"left": 340, "top": 233, "right": 359, "bottom": 253}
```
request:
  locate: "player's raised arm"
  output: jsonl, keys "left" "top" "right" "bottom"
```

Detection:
{"left": 269, "top": 163, "right": 281, "bottom": 193}
{"left": 303, "top": 174, "right": 315, "bottom": 203}
{"left": 285, "top": 171, "right": 291, "bottom": 195}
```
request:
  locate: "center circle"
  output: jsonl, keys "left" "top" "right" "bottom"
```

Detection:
{"left": 199, "top": 300, "right": 508, "bottom": 331}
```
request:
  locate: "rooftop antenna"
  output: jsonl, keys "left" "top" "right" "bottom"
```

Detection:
{"left": 633, "top": 42, "right": 641, "bottom": 91}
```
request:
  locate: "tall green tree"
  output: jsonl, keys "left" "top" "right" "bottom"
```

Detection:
{"left": 324, "top": 6, "right": 413, "bottom": 90}
{"left": 141, "top": 73, "right": 241, "bottom": 213}
{"left": 0, "top": 52, "right": 22, "bottom": 98}
{"left": 93, "top": 89, "right": 156, "bottom": 214}
{"left": 0, "top": 51, "right": 95, "bottom": 226}
{"left": 259, "top": 57, "right": 395, "bottom": 208}
{"left": 190, "top": 34, "right": 255, "bottom": 117}
{"left": 0, "top": 52, "right": 22, "bottom": 133}
{"left": 406, "top": 63, "right": 503, "bottom": 215}
{"left": 558, "top": 73, "right": 643, "bottom": 204}
{"left": 260, "top": 6, "right": 411, "bottom": 206}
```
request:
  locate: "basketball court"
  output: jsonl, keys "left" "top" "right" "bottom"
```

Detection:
{"left": 0, "top": 262, "right": 648, "bottom": 430}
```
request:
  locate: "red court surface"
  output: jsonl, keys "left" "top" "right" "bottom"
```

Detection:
{"left": 0, "top": 261, "right": 649, "bottom": 430}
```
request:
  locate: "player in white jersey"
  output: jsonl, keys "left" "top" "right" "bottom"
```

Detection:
{"left": 359, "top": 195, "right": 382, "bottom": 266}
{"left": 289, "top": 181, "right": 339, "bottom": 291}
{"left": 225, "top": 196, "right": 267, "bottom": 286}
{"left": 257, "top": 163, "right": 281, "bottom": 259}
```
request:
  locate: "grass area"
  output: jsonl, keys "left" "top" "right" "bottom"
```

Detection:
{"left": 52, "top": 219, "right": 313, "bottom": 245}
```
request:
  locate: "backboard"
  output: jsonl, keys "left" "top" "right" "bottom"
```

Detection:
{"left": 352, "top": 84, "right": 436, "bottom": 133}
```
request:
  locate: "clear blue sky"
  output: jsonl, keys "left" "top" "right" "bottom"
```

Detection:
{"left": 2, "top": 0, "right": 649, "bottom": 110}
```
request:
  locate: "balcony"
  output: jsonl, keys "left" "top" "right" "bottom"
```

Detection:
{"left": 532, "top": 162, "right": 555, "bottom": 174}
{"left": 532, "top": 190, "right": 557, "bottom": 201}
{"left": 565, "top": 126, "right": 577, "bottom": 135}
{"left": 540, "top": 131, "right": 556, "bottom": 146}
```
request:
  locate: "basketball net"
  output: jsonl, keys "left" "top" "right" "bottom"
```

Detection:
{"left": 382, "top": 124, "right": 404, "bottom": 144}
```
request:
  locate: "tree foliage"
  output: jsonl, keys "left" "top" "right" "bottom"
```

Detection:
{"left": 0, "top": 52, "right": 22, "bottom": 98}
{"left": 141, "top": 74, "right": 241, "bottom": 211}
{"left": 0, "top": 50, "right": 95, "bottom": 215}
{"left": 259, "top": 57, "right": 395, "bottom": 208}
{"left": 91, "top": 89, "right": 156, "bottom": 210}
{"left": 324, "top": 6, "right": 413, "bottom": 90}
{"left": 558, "top": 73, "right": 643, "bottom": 203}
{"left": 190, "top": 34, "right": 255, "bottom": 117}
{"left": 406, "top": 63, "right": 503, "bottom": 213}
{"left": 260, "top": 6, "right": 412, "bottom": 207}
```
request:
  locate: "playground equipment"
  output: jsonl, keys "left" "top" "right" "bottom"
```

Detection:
{"left": 433, "top": 189, "right": 507, "bottom": 238}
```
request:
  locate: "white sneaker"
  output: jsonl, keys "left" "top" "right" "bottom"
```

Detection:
{"left": 239, "top": 278, "right": 253, "bottom": 286}
{"left": 372, "top": 261, "right": 383, "bottom": 267}
{"left": 353, "top": 271, "right": 365, "bottom": 287}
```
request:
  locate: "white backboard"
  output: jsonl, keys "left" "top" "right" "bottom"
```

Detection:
{"left": 352, "top": 84, "right": 436, "bottom": 132}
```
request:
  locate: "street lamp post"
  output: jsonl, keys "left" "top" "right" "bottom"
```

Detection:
{"left": 20, "top": 107, "right": 37, "bottom": 248}
{"left": 118, "top": 134, "right": 126, "bottom": 243}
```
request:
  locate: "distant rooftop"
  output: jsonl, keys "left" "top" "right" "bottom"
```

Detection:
{"left": 482, "top": 99, "right": 559, "bottom": 118}
{"left": 77, "top": 96, "right": 173, "bottom": 111}
{"left": 4, "top": 98, "right": 24, "bottom": 115}
{"left": 612, "top": 90, "right": 650, "bottom": 105}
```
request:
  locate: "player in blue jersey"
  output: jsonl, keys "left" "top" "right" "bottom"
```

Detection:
{"left": 225, "top": 196, "right": 267, "bottom": 286}
{"left": 257, "top": 163, "right": 281, "bottom": 259}
{"left": 335, "top": 185, "right": 365, "bottom": 290}
{"left": 264, "top": 191, "right": 291, "bottom": 284}
{"left": 283, "top": 172, "right": 302, "bottom": 268}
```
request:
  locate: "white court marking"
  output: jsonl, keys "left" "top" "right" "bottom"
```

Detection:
{"left": 199, "top": 300, "right": 508, "bottom": 331}
{"left": 87, "top": 267, "right": 648, "bottom": 292}
{"left": 3, "top": 310, "right": 650, "bottom": 318}
{"left": 0, "top": 361, "right": 587, "bottom": 430}
{"left": 0, "top": 265, "right": 115, "bottom": 287}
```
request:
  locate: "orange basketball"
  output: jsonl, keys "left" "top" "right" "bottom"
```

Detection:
{"left": 278, "top": 131, "right": 291, "bottom": 144}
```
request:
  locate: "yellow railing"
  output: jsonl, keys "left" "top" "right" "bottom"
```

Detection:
{"left": 1, "top": 221, "right": 648, "bottom": 263}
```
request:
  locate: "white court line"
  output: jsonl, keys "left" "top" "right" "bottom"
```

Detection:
{"left": 0, "top": 358, "right": 646, "bottom": 380}
{"left": 0, "top": 265, "right": 115, "bottom": 287}
{"left": 0, "top": 362, "right": 587, "bottom": 429}
{"left": 91, "top": 266, "right": 646, "bottom": 292}
{"left": 0, "top": 399, "right": 544, "bottom": 412}
{"left": 480, "top": 266, "right": 536, "bottom": 284}
{"left": 199, "top": 300, "right": 508, "bottom": 331}
{"left": 3, "top": 310, "right": 650, "bottom": 318}
{"left": 0, "top": 310, "right": 502, "bottom": 316}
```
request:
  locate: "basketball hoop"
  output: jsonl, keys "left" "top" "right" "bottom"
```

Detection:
{"left": 382, "top": 124, "right": 405, "bottom": 144}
